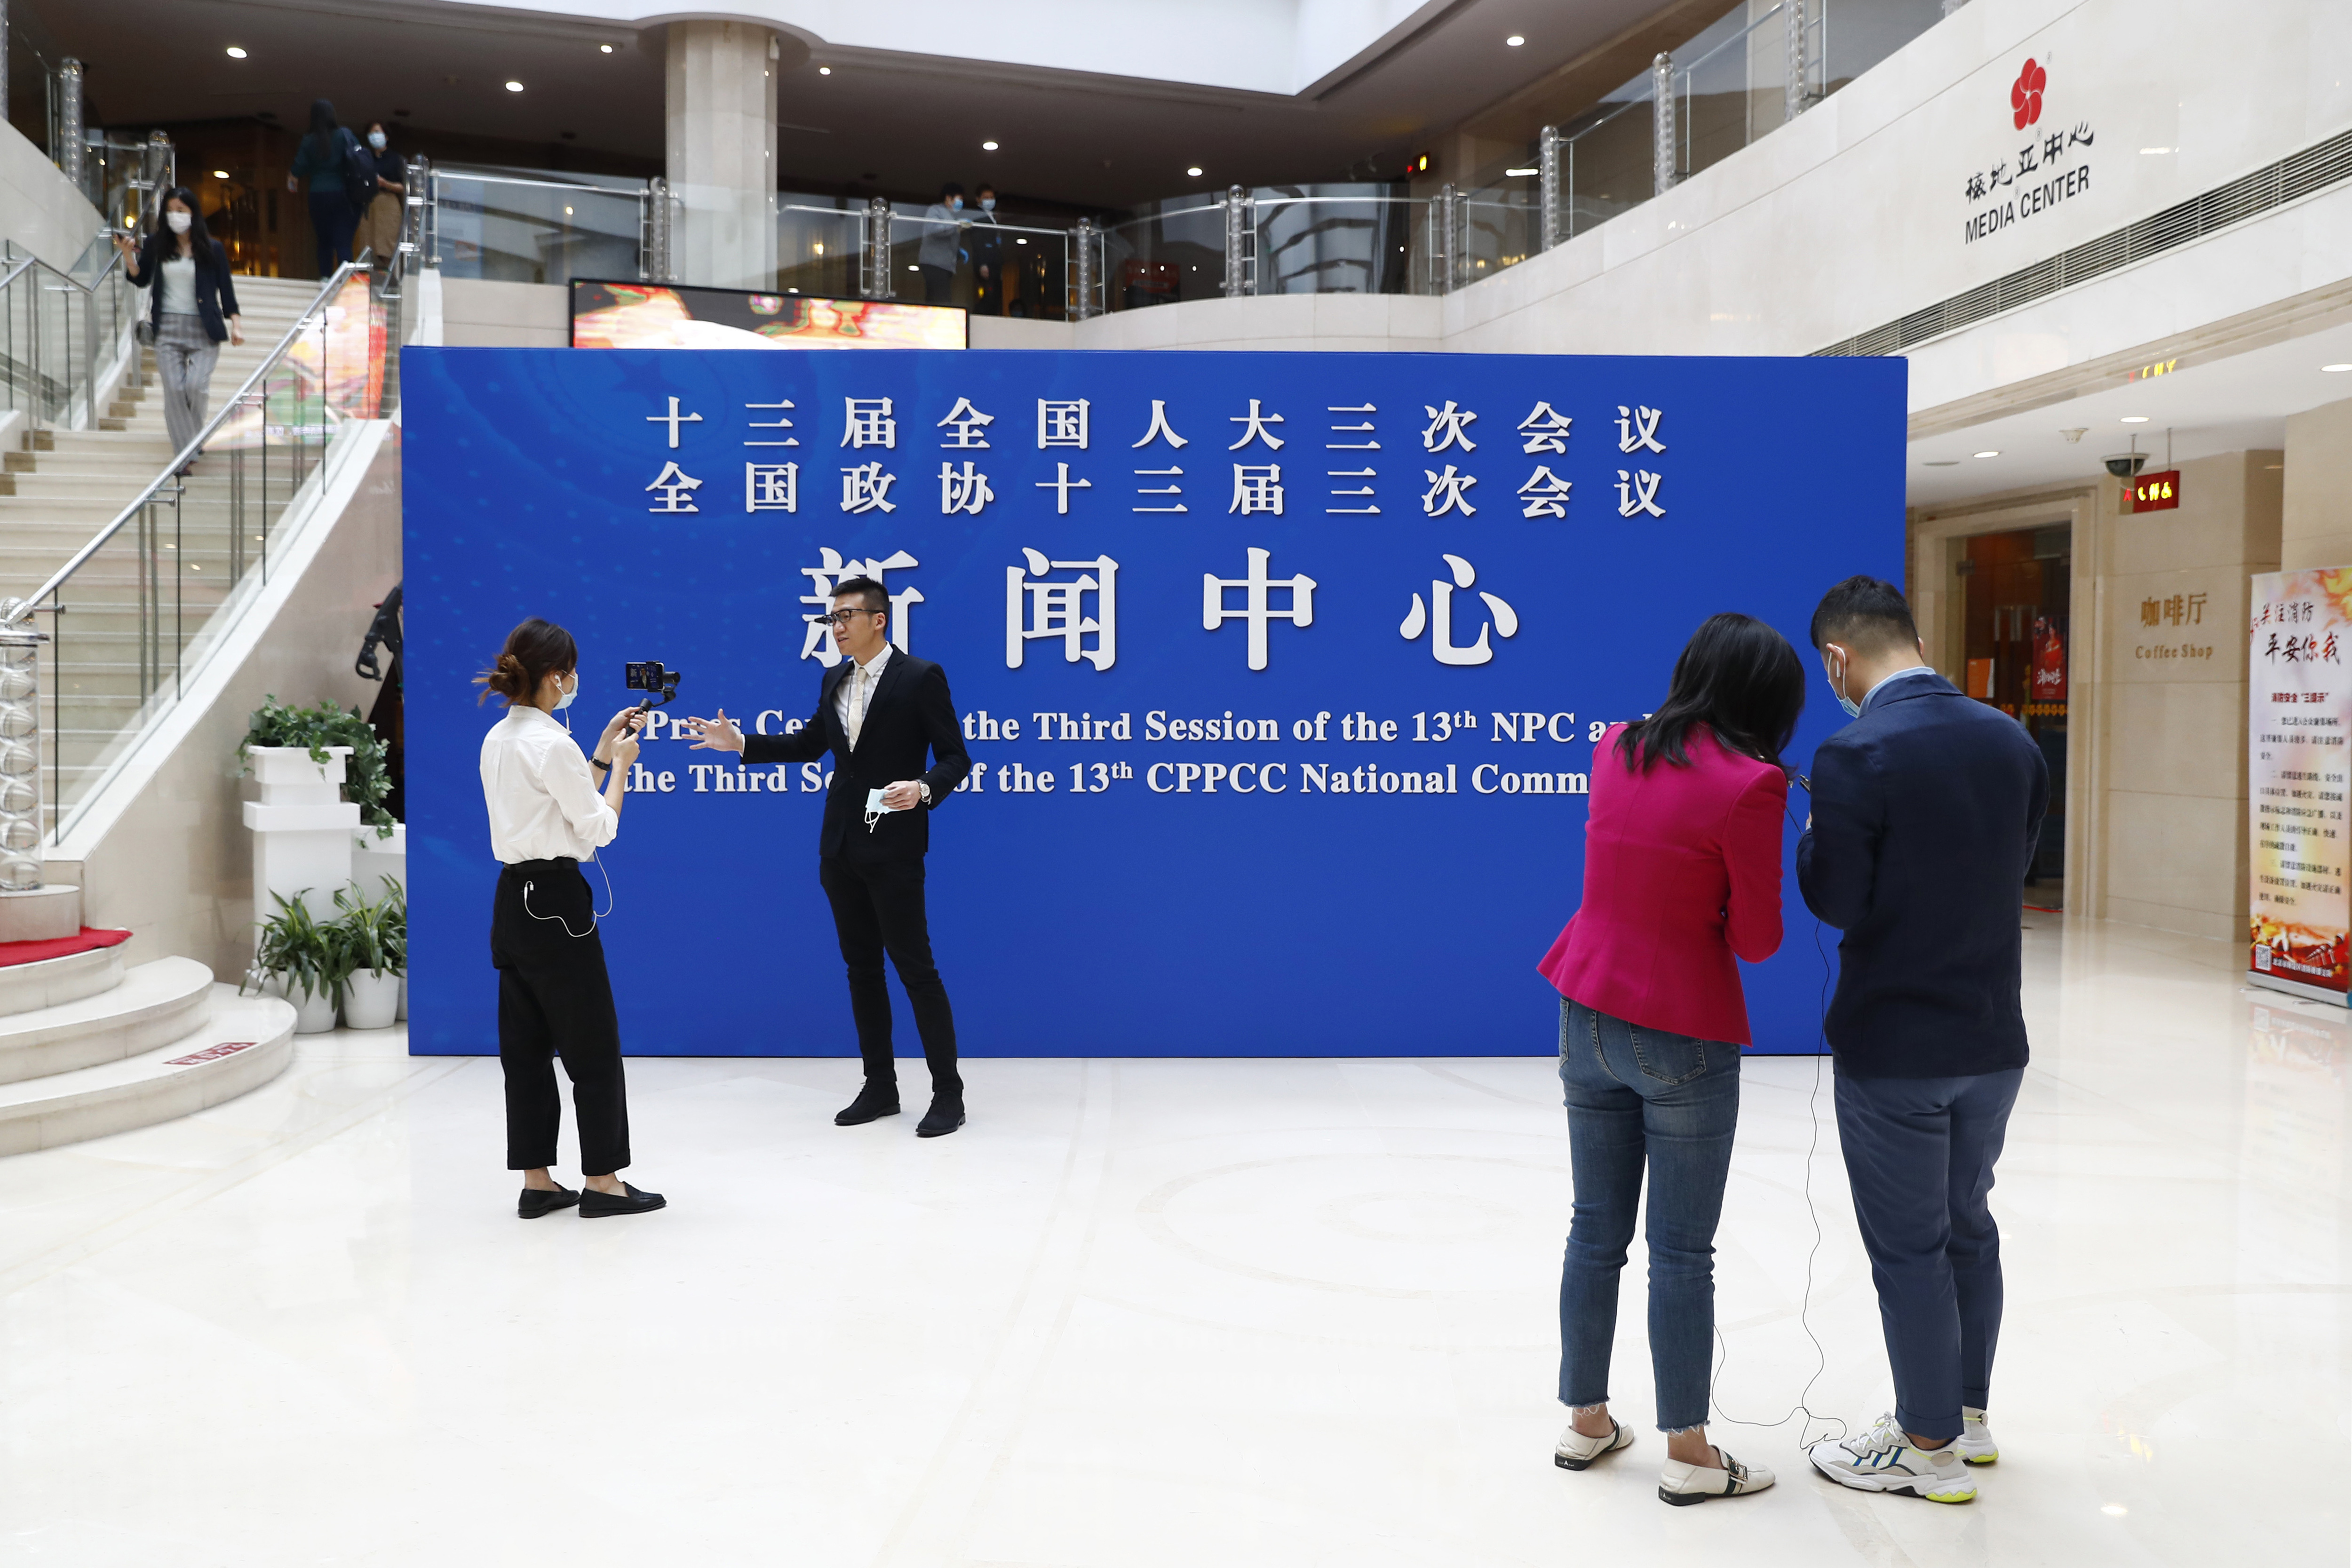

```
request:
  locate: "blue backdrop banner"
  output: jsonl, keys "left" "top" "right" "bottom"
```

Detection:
{"left": 404, "top": 347, "right": 1905, "bottom": 1057}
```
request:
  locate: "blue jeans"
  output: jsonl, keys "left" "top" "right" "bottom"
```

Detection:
{"left": 1556, "top": 999, "right": 1741, "bottom": 1431}
{"left": 1833, "top": 1067, "right": 2022, "bottom": 1441}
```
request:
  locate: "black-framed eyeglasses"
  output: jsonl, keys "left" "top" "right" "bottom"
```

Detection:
{"left": 822, "top": 608, "right": 880, "bottom": 629}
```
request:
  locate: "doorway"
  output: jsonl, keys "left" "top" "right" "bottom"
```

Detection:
{"left": 1959, "top": 524, "right": 2069, "bottom": 909}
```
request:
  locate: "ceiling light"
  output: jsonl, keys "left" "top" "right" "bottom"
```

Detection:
{"left": 2120, "top": 414, "right": 2149, "bottom": 422}
{"left": 908, "top": 264, "right": 919, "bottom": 272}
{"left": 224, "top": 45, "right": 247, "bottom": 58}
{"left": 2101, "top": 1505, "right": 2128, "bottom": 1517}
{"left": 2324, "top": 363, "right": 2352, "bottom": 373}
{"left": 818, "top": 66, "right": 832, "bottom": 75}
{"left": 212, "top": 169, "right": 229, "bottom": 178}
{"left": 1016, "top": 237, "right": 1028, "bottom": 245}
{"left": 1504, "top": 167, "right": 1538, "bottom": 176}
{"left": 599, "top": 43, "right": 613, "bottom": 54}
{"left": 1974, "top": 450, "right": 2000, "bottom": 458}
{"left": 982, "top": 140, "right": 999, "bottom": 151}
{"left": 505, "top": 80, "right": 524, "bottom": 92}
{"left": 1186, "top": 166, "right": 1203, "bottom": 177}
{"left": 2139, "top": 147, "right": 2172, "bottom": 155}
{"left": 1506, "top": 34, "right": 1526, "bottom": 46}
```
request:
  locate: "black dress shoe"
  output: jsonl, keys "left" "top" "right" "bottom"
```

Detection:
{"left": 916, "top": 1096, "right": 966, "bottom": 1138}
{"left": 835, "top": 1085, "right": 903, "bottom": 1126}
{"left": 578, "top": 1182, "right": 666, "bottom": 1218}
{"left": 517, "top": 1184, "right": 580, "bottom": 1219}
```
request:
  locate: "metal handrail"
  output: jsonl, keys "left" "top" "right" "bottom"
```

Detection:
{"left": 2, "top": 258, "right": 373, "bottom": 627}
{"left": 0, "top": 240, "right": 127, "bottom": 432}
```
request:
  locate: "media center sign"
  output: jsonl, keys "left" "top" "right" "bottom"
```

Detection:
{"left": 1961, "top": 56, "right": 2099, "bottom": 247}
{"left": 404, "top": 347, "right": 1905, "bottom": 1058}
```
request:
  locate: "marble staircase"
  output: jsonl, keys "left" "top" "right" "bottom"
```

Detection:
{"left": 0, "top": 946, "right": 295, "bottom": 1154}
{"left": 0, "top": 275, "right": 327, "bottom": 826}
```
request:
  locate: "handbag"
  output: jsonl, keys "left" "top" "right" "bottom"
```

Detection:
{"left": 338, "top": 128, "right": 375, "bottom": 214}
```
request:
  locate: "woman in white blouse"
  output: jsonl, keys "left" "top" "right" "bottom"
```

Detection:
{"left": 477, "top": 618, "right": 661, "bottom": 1218}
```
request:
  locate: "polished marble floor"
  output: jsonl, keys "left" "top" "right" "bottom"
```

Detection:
{"left": 1, "top": 916, "right": 2345, "bottom": 1566}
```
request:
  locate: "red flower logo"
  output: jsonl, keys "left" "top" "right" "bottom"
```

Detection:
{"left": 2011, "top": 58, "right": 2047, "bottom": 130}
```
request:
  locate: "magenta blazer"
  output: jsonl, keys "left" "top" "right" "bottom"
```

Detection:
{"left": 1538, "top": 724, "right": 1789, "bottom": 1046}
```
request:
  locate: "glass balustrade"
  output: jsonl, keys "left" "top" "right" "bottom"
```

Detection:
{"left": 426, "top": 165, "right": 652, "bottom": 287}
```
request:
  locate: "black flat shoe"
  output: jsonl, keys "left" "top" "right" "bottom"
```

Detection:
{"left": 836, "top": 1086, "right": 902, "bottom": 1126}
{"left": 916, "top": 1096, "right": 966, "bottom": 1138}
{"left": 578, "top": 1182, "right": 666, "bottom": 1218}
{"left": 518, "top": 1184, "right": 579, "bottom": 1219}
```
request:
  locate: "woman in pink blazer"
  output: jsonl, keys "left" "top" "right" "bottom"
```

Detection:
{"left": 1538, "top": 612, "right": 1804, "bottom": 1506}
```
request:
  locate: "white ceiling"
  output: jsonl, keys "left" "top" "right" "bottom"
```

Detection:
{"left": 1905, "top": 322, "right": 2352, "bottom": 509}
{"left": 35, "top": 0, "right": 1691, "bottom": 207}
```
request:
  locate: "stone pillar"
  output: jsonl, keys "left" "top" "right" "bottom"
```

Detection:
{"left": 2282, "top": 397, "right": 2352, "bottom": 571}
{"left": 2097, "top": 449, "right": 2282, "bottom": 938}
{"left": 665, "top": 22, "right": 779, "bottom": 290}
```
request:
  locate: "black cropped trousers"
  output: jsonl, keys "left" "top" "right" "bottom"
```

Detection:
{"left": 490, "top": 859, "right": 630, "bottom": 1176}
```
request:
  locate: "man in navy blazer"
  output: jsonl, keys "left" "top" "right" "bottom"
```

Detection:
{"left": 1795, "top": 576, "right": 2049, "bottom": 1506}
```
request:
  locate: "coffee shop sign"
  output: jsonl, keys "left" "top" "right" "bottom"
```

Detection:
{"left": 1962, "top": 58, "right": 2096, "bottom": 247}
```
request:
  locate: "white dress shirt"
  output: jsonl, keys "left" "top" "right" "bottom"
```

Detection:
{"left": 835, "top": 642, "right": 890, "bottom": 748}
{"left": 480, "top": 705, "right": 618, "bottom": 863}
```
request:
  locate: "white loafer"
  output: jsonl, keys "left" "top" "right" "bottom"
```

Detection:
{"left": 1554, "top": 1419, "right": 1635, "bottom": 1471}
{"left": 1659, "top": 1448, "right": 1776, "bottom": 1505}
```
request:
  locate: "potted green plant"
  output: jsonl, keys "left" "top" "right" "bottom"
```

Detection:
{"left": 245, "top": 889, "right": 343, "bottom": 1034}
{"left": 381, "top": 876, "right": 407, "bottom": 1022}
{"left": 333, "top": 880, "right": 402, "bottom": 1029}
{"left": 240, "top": 695, "right": 397, "bottom": 837}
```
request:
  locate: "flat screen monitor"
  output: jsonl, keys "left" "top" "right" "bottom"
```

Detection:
{"left": 568, "top": 279, "right": 967, "bottom": 350}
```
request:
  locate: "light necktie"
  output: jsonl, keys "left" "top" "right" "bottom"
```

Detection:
{"left": 847, "top": 664, "right": 870, "bottom": 750}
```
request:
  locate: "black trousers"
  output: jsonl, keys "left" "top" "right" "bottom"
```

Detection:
{"left": 819, "top": 842, "right": 961, "bottom": 1096}
{"left": 491, "top": 860, "right": 631, "bottom": 1175}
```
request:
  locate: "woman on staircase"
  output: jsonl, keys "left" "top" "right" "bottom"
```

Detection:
{"left": 113, "top": 189, "right": 244, "bottom": 478}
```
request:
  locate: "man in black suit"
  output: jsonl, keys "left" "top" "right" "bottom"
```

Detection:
{"left": 687, "top": 577, "right": 974, "bottom": 1136}
{"left": 1796, "top": 576, "right": 2049, "bottom": 1506}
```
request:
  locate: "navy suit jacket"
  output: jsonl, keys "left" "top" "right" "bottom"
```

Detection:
{"left": 1796, "top": 672, "right": 2049, "bottom": 1078}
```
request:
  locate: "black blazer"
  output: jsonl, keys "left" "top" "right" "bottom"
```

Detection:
{"left": 742, "top": 653, "right": 971, "bottom": 860}
{"left": 127, "top": 236, "right": 241, "bottom": 344}
{"left": 1796, "top": 673, "right": 2050, "bottom": 1080}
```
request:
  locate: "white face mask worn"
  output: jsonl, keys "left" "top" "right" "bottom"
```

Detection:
{"left": 165, "top": 210, "right": 191, "bottom": 234}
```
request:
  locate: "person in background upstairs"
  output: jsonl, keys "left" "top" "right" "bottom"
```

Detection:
{"left": 286, "top": 98, "right": 361, "bottom": 276}
{"left": 1798, "top": 575, "right": 2048, "bottom": 1506}
{"left": 1537, "top": 611, "right": 1804, "bottom": 1507}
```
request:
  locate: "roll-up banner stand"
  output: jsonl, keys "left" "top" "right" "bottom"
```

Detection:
{"left": 2249, "top": 569, "right": 2352, "bottom": 1003}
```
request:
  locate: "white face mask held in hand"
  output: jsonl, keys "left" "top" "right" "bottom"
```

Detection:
{"left": 166, "top": 210, "right": 191, "bottom": 234}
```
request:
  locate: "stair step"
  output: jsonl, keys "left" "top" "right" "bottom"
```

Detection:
{"left": 0, "top": 944, "right": 126, "bottom": 1021}
{"left": 0, "top": 983, "right": 295, "bottom": 1154}
{"left": 0, "top": 955, "right": 212, "bottom": 1084}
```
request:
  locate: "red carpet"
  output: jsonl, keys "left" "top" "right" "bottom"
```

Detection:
{"left": 0, "top": 927, "right": 133, "bottom": 969}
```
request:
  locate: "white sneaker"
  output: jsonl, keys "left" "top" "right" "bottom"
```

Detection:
{"left": 1955, "top": 1407, "right": 1998, "bottom": 1465}
{"left": 1808, "top": 1413, "right": 1978, "bottom": 1503}
{"left": 1553, "top": 1418, "right": 1634, "bottom": 1471}
{"left": 1659, "top": 1449, "right": 1776, "bottom": 1506}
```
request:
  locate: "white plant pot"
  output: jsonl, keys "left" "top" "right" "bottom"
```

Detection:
{"left": 343, "top": 969, "right": 401, "bottom": 1030}
{"left": 256, "top": 971, "right": 340, "bottom": 1034}
{"left": 397, "top": 973, "right": 407, "bottom": 1021}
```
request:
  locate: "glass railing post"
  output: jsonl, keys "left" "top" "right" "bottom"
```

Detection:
{"left": 56, "top": 60, "right": 84, "bottom": 196}
{"left": 1539, "top": 127, "right": 1564, "bottom": 251}
{"left": 1653, "top": 52, "right": 1679, "bottom": 196}
{"left": 860, "top": 197, "right": 894, "bottom": 299}
{"left": 1221, "top": 187, "right": 1255, "bottom": 298}
{"left": 0, "top": 606, "right": 48, "bottom": 891}
{"left": 1786, "top": 0, "right": 1812, "bottom": 124}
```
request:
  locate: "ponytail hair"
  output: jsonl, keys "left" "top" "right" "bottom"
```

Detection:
{"left": 475, "top": 617, "right": 577, "bottom": 706}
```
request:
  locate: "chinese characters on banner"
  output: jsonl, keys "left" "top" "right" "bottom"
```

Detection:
{"left": 625, "top": 390, "right": 1677, "bottom": 675}
{"left": 2248, "top": 570, "right": 2352, "bottom": 1000}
